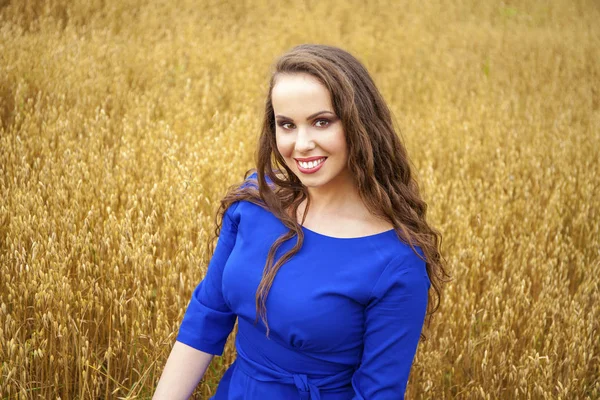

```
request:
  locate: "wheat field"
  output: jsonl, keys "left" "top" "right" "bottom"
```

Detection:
{"left": 1, "top": 0, "right": 599, "bottom": 399}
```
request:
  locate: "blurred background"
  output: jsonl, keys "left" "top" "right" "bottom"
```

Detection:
{"left": 0, "top": 0, "right": 598, "bottom": 398}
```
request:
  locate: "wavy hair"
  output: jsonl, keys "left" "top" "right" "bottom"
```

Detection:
{"left": 213, "top": 44, "right": 450, "bottom": 339}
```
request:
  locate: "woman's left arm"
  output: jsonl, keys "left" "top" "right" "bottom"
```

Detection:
{"left": 351, "top": 251, "right": 431, "bottom": 399}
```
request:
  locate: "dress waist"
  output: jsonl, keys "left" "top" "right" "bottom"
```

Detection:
{"left": 235, "top": 352, "right": 354, "bottom": 400}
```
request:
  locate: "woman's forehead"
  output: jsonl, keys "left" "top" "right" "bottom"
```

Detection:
{"left": 272, "top": 73, "right": 333, "bottom": 117}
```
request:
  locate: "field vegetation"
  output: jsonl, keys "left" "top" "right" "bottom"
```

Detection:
{"left": 1, "top": 0, "right": 598, "bottom": 398}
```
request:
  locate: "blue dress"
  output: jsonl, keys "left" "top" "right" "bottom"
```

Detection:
{"left": 177, "top": 173, "right": 431, "bottom": 399}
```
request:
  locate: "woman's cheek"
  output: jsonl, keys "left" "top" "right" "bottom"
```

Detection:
{"left": 276, "top": 135, "right": 295, "bottom": 158}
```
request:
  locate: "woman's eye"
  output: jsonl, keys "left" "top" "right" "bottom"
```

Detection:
{"left": 278, "top": 122, "right": 295, "bottom": 130}
{"left": 277, "top": 120, "right": 330, "bottom": 130}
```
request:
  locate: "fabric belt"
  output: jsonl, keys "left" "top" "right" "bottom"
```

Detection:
{"left": 235, "top": 353, "right": 354, "bottom": 400}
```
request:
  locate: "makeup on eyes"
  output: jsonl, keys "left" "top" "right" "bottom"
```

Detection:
{"left": 276, "top": 110, "right": 337, "bottom": 121}
{"left": 275, "top": 111, "right": 339, "bottom": 130}
{"left": 277, "top": 118, "right": 334, "bottom": 130}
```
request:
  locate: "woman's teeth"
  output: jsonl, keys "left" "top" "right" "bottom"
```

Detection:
{"left": 298, "top": 158, "right": 326, "bottom": 169}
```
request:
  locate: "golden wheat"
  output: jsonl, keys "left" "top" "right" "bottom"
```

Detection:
{"left": 0, "top": 0, "right": 598, "bottom": 398}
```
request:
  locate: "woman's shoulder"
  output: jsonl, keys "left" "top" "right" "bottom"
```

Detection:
{"left": 229, "top": 169, "right": 280, "bottom": 213}
{"left": 224, "top": 171, "right": 273, "bottom": 220}
{"left": 239, "top": 170, "right": 259, "bottom": 189}
{"left": 238, "top": 169, "right": 277, "bottom": 189}
{"left": 383, "top": 243, "right": 431, "bottom": 290}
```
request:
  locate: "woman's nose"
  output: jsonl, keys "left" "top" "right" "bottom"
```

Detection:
{"left": 295, "top": 127, "right": 315, "bottom": 152}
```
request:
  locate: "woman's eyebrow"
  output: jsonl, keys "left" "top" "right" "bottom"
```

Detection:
{"left": 275, "top": 110, "right": 335, "bottom": 120}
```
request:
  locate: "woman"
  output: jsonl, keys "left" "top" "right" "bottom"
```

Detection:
{"left": 153, "top": 44, "right": 448, "bottom": 399}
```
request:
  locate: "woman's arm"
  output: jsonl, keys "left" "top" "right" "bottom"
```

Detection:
{"left": 152, "top": 341, "right": 214, "bottom": 400}
{"left": 351, "top": 250, "right": 430, "bottom": 399}
{"left": 153, "top": 200, "right": 244, "bottom": 398}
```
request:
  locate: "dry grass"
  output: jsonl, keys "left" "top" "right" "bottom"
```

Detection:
{"left": 0, "top": 0, "right": 598, "bottom": 398}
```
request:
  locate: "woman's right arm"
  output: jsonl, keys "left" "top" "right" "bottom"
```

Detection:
{"left": 152, "top": 199, "right": 245, "bottom": 398}
{"left": 152, "top": 341, "right": 214, "bottom": 400}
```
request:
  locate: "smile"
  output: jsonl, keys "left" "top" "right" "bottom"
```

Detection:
{"left": 295, "top": 157, "right": 327, "bottom": 174}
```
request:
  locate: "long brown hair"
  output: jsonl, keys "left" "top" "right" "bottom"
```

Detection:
{"left": 213, "top": 44, "right": 449, "bottom": 339}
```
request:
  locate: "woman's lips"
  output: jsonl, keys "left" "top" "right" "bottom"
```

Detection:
{"left": 296, "top": 157, "right": 327, "bottom": 174}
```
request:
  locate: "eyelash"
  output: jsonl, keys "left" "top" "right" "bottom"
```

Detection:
{"left": 277, "top": 119, "right": 331, "bottom": 130}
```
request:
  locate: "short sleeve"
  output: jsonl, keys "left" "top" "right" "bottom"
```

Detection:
{"left": 351, "top": 249, "right": 430, "bottom": 399}
{"left": 176, "top": 201, "right": 241, "bottom": 355}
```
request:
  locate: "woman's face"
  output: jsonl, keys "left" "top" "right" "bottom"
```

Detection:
{"left": 272, "top": 73, "right": 349, "bottom": 191}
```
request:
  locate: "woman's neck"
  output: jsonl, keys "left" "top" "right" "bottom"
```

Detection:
{"left": 301, "top": 173, "right": 365, "bottom": 219}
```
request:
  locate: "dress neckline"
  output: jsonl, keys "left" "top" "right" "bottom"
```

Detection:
{"left": 300, "top": 224, "right": 396, "bottom": 241}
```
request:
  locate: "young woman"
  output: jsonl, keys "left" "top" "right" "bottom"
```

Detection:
{"left": 153, "top": 44, "right": 448, "bottom": 400}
